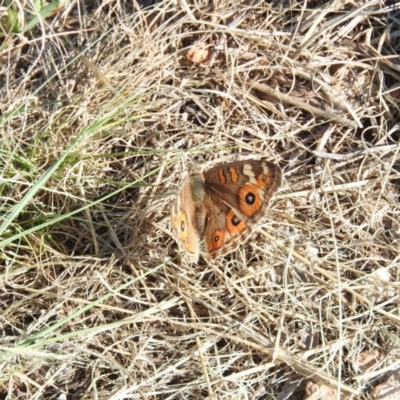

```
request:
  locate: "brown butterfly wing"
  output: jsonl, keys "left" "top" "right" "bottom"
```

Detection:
{"left": 202, "top": 160, "right": 282, "bottom": 259}
{"left": 170, "top": 172, "right": 206, "bottom": 262}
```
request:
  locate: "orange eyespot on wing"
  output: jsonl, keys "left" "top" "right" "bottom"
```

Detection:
{"left": 256, "top": 172, "right": 272, "bottom": 188}
{"left": 175, "top": 212, "right": 197, "bottom": 254}
{"left": 175, "top": 212, "right": 187, "bottom": 238}
{"left": 238, "top": 184, "right": 263, "bottom": 217}
{"left": 226, "top": 210, "right": 247, "bottom": 234}
{"left": 207, "top": 229, "right": 226, "bottom": 253}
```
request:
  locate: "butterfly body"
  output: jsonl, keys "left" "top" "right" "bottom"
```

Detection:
{"left": 170, "top": 160, "right": 282, "bottom": 261}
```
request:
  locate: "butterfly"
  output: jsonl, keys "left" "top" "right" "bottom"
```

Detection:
{"left": 170, "top": 159, "right": 282, "bottom": 262}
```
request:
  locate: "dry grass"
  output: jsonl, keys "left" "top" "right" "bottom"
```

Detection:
{"left": 1, "top": 0, "right": 400, "bottom": 399}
